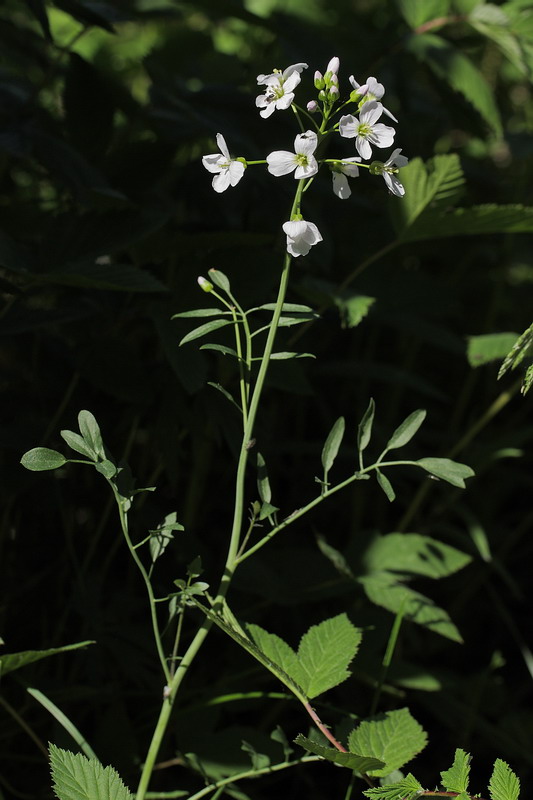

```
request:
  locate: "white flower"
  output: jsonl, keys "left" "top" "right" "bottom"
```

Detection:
{"left": 349, "top": 75, "right": 398, "bottom": 122}
{"left": 202, "top": 133, "right": 245, "bottom": 193}
{"left": 266, "top": 130, "right": 319, "bottom": 179}
{"left": 256, "top": 63, "right": 308, "bottom": 119}
{"left": 374, "top": 148, "right": 409, "bottom": 197}
{"left": 326, "top": 56, "right": 340, "bottom": 75}
{"left": 282, "top": 219, "right": 323, "bottom": 257}
{"left": 330, "top": 157, "right": 361, "bottom": 199}
{"left": 339, "top": 101, "right": 395, "bottom": 160}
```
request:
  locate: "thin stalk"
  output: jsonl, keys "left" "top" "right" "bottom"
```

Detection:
{"left": 229, "top": 305, "right": 248, "bottom": 427}
{"left": 369, "top": 600, "right": 406, "bottom": 716}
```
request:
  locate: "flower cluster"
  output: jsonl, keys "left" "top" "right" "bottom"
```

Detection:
{"left": 202, "top": 59, "right": 409, "bottom": 257}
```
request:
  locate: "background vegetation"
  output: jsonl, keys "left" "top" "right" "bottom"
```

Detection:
{"left": 1, "top": 0, "right": 533, "bottom": 798}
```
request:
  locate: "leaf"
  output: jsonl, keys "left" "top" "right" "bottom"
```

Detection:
{"left": 208, "top": 268, "right": 231, "bottom": 294}
{"left": 200, "top": 344, "right": 239, "bottom": 358}
{"left": 241, "top": 740, "right": 270, "bottom": 771}
{"left": 269, "top": 351, "right": 315, "bottom": 359}
{"left": 24, "top": 0, "right": 52, "bottom": 39}
{"left": 321, "top": 417, "right": 345, "bottom": 475}
{"left": 348, "top": 708, "right": 428, "bottom": 777}
{"left": 335, "top": 294, "right": 376, "bottom": 328}
{"left": 360, "top": 575, "right": 463, "bottom": 641}
{"left": 28, "top": 689, "right": 98, "bottom": 760}
{"left": 172, "top": 308, "right": 227, "bottom": 318}
{"left": 94, "top": 460, "right": 117, "bottom": 479}
{"left": 468, "top": 4, "right": 530, "bottom": 78}
{"left": 297, "top": 614, "right": 362, "bottom": 698}
{"left": 467, "top": 333, "right": 520, "bottom": 367}
{"left": 358, "top": 398, "right": 376, "bottom": 454}
{"left": 60, "top": 430, "right": 97, "bottom": 460}
{"left": 78, "top": 411, "right": 105, "bottom": 460}
{"left": 207, "top": 382, "right": 242, "bottom": 412}
{"left": 49, "top": 744, "right": 134, "bottom": 800}
{"left": 294, "top": 735, "right": 385, "bottom": 772}
{"left": 149, "top": 512, "right": 183, "bottom": 562}
{"left": 256, "top": 452, "right": 272, "bottom": 504}
{"left": 385, "top": 409, "right": 426, "bottom": 450}
{"left": 376, "top": 470, "right": 396, "bottom": 502}
{"left": 363, "top": 773, "right": 424, "bottom": 800}
{"left": 441, "top": 749, "right": 472, "bottom": 793}
{"left": 396, "top": 0, "right": 450, "bottom": 28}
{"left": 1, "top": 642, "right": 95, "bottom": 677}
{"left": 406, "top": 33, "right": 502, "bottom": 135}
{"left": 363, "top": 533, "right": 471, "bottom": 579}
{"left": 402, "top": 204, "right": 533, "bottom": 242}
{"left": 416, "top": 457, "right": 475, "bottom": 488}
{"left": 251, "top": 303, "right": 317, "bottom": 313}
{"left": 489, "top": 759, "right": 521, "bottom": 800}
{"left": 498, "top": 322, "right": 533, "bottom": 379}
{"left": 179, "top": 319, "right": 232, "bottom": 346}
{"left": 20, "top": 448, "right": 67, "bottom": 471}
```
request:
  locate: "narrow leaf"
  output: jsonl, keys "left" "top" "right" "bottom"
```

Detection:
{"left": 208, "top": 268, "right": 231, "bottom": 293}
{"left": 348, "top": 708, "right": 428, "bottom": 777}
{"left": 257, "top": 452, "right": 272, "bottom": 504}
{"left": 295, "top": 735, "right": 385, "bottom": 772}
{"left": 251, "top": 302, "right": 316, "bottom": 313}
{"left": 60, "top": 430, "right": 96, "bottom": 460}
{"left": 179, "top": 319, "right": 231, "bottom": 346}
{"left": 29, "top": 690, "right": 98, "bottom": 760}
{"left": 441, "top": 748, "right": 472, "bottom": 793}
{"left": 376, "top": 470, "right": 396, "bottom": 502}
{"left": 172, "top": 308, "right": 226, "bottom": 318}
{"left": 1, "top": 641, "right": 95, "bottom": 677}
{"left": 200, "top": 343, "right": 239, "bottom": 358}
{"left": 20, "top": 448, "right": 67, "bottom": 471}
{"left": 297, "top": 614, "right": 362, "bottom": 698}
{"left": 489, "top": 759, "right": 520, "bottom": 800}
{"left": 416, "top": 457, "right": 475, "bottom": 488}
{"left": 321, "top": 417, "right": 345, "bottom": 475}
{"left": 207, "top": 382, "right": 242, "bottom": 412}
{"left": 269, "top": 351, "right": 316, "bottom": 359}
{"left": 386, "top": 409, "right": 426, "bottom": 451}
{"left": 49, "top": 744, "right": 133, "bottom": 800}
{"left": 78, "top": 411, "right": 105, "bottom": 459}
{"left": 358, "top": 398, "right": 375, "bottom": 454}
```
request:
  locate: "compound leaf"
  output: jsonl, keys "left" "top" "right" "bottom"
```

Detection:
{"left": 295, "top": 735, "right": 384, "bottom": 772}
{"left": 489, "top": 759, "right": 520, "bottom": 800}
{"left": 49, "top": 744, "right": 133, "bottom": 800}
{"left": 348, "top": 708, "right": 428, "bottom": 777}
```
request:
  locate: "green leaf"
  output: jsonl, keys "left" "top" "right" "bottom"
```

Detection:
{"left": 251, "top": 303, "right": 316, "bottom": 313}
{"left": 363, "top": 533, "right": 471, "bottom": 579}
{"left": 396, "top": 0, "right": 450, "bottom": 28}
{"left": 416, "top": 457, "right": 475, "bottom": 488}
{"left": 207, "top": 382, "right": 242, "bottom": 412}
{"left": 406, "top": 33, "right": 502, "bottom": 135}
{"left": 467, "top": 333, "right": 520, "bottom": 367}
{"left": 179, "top": 319, "right": 232, "bottom": 346}
{"left": 360, "top": 575, "right": 463, "bottom": 641}
{"left": 257, "top": 452, "right": 272, "bottom": 504}
{"left": 49, "top": 744, "right": 133, "bottom": 800}
{"left": 297, "top": 614, "right": 362, "bottom": 698}
{"left": 241, "top": 740, "right": 270, "bottom": 771}
{"left": 358, "top": 398, "right": 376, "bottom": 454}
{"left": 172, "top": 308, "right": 227, "bottom": 318}
{"left": 1, "top": 641, "right": 95, "bottom": 677}
{"left": 441, "top": 749, "right": 472, "bottom": 793}
{"left": 208, "top": 268, "right": 231, "bottom": 294}
{"left": 20, "top": 448, "right": 67, "bottom": 472}
{"left": 60, "top": 430, "right": 97, "bottom": 460}
{"left": 335, "top": 294, "right": 376, "bottom": 328}
{"left": 294, "top": 735, "right": 385, "bottom": 772}
{"left": 269, "top": 351, "right": 316, "bottom": 359}
{"left": 78, "top": 411, "right": 105, "bottom": 460}
{"left": 385, "top": 409, "right": 426, "bottom": 450}
{"left": 468, "top": 4, "right": 530, "bottom": 77}
{"left": 94, "top": 459, "right": 117, "bottom": 479}
{"left": 321, "top": 417, "right": 345, "bottom": 475}
{"left": 149, "top": 512, "right": 183, "bottom": 563}
{"left": 489, "top": 759, "right": 521, "bottom": 800}
{"left": 498, "top": 322, "right": 533, "bottom": 379}
{"left": 402, "top": 204, "right": 533, "bottom": 242}
{"left": 200, "top": 343, "right": 239, "bottom": 358}
{"left": 28, "top": 688, "right": 97, "bottom": 759}
{"left": 363, "top": 773, "right": 424, "bottom": 800}
{"left": 348, "top": 708, "right": 428, "bottom": 777}
{"left": 376, "top": 470, "right": 396, "bottom": 502}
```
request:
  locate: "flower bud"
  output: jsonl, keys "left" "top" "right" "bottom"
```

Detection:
{"left": 318, "top": 89, "right": 327, "bottom": 102}
{"left": 197, "top": 276, "right": 214, "bottom": 292}
{"left": 326, "top": 56, "right": 340, "bottom": 75}
{"left": 330, "top": 73, "right": 338, "bottom": 87}
{"left": 314, "top": 70, "right": 324, "bottom": 89}
{"left": 329, "top": 85, "right": 339, "bottom": 99}
{"left": 307, "top": 100, "right": 318, "bottom": 113}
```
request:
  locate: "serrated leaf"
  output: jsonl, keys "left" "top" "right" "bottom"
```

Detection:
{"left": 208, "top": 269, "right": 231, "bottom": 293}
{"left": 297, "top": 614, "right": 362, "bottom": 698}
{"left": 172, "top": 308, "right": 226, "bottom": 319}
{"left": 358, "top": 398, "right": 376, "bottom": 454}
{"left": 179, "top": 319, "right": 232, "bottom": 346}
{"left": 360, "top": 575, "right": 463, "bottom": 641}
{"left": 363, "top": 533, "right": 471, "bottom": 579}
{"left": 386, "top": 410, "right": 426, "bottom": 450}
{"left": 441, "top": 748, "right": 472, "bottom": 793}
{"left": 49, "top": 744, "right": 133, "bottom": 800}
{"left": 416, "top": 457, "right": 475, "bottom": 488}
{"left": 489, "top": 759, "right": 520, "bottom": 800}
{"left": 348, "top": 708, "right": 428, "bottom": 777}
{"left": 321, "top": 417, "right": 345, "bottom": 475}
{"left": 257, "top": 452, "right": 272, "bottom": 504}
{"left": 295, "top": 735, "right": 385, "bottom": 772}
{"left": 363, "top": 773, "right": 424, "bottom": 800}
{"left": 467, "top": 333, "right": 520, "bottom": 367}
{"left": 1, "top": 641, "right": 95, "bottom": 677}
{"left": 376, "top": 470, "right": 396, "bottom": 502}
{"left": 468, "top": 4, "right": 530, "bottom": 78}
{"left": 335, "top": 294, "right": 376, "bottom": 328}
{"left": 406, "top": 33, "right": 502, "bottom": 135}
{"left": 60, "top": 430, "right": 97, "bottom": 460}
{"left": 246, "top": 623, "right": 303, "bottom": 689}
{"left": 20, "top": 448, "right": 67, "bottom": 472}
{"left": 78, "top": 411, "right": 105, "bottom": 460}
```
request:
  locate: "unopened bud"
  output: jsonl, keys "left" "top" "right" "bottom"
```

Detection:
{"left": 329, "top": 85, "right": 339, "bottom": 99}
{"left": 318, "top": 89, "right": 327, "bottom": 102}
{"left": 307, "top": 100, "right": 318, "bottom": 113}
{"left": 314, "top": 70, "right": 324, "bottom": 89}
{"left": 326, "top": 56, "right": 340, "bottom": 75}
{"left": 330, "top": 73, "right": 339, "bottom": 87}
{"left": 197, "top": 276, "right": 213, "bottom": 292}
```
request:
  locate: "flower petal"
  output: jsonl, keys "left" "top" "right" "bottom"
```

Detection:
{"left": 332, "top": 172, "right": 351, "bottom": 199}
{"left": 215, "top": 133, "right": 230, "bottom": 159}
{"left": 359, "top": 100, "right": 383, "bottom": 125}
{"left": 267, "top": 150, "right": 297, "bottom": 176}
{"left": 202, "top": 154, "right": 224, "bottom": 173}
{"left": 339, "top": 114, "right": 357, "bottom": 138}
{"left": 370, "top": 123, "right": 395, "bottom": 148}
{"left": 212, "top": 170, "right": 232, "bottom": 193}
{"left": 228, "top": 161, "right": 245, "bottom": 186}
{"left": 384, "top": 172, "right": 405, "bottom": 197}
{"left": 294, "top": 155, "right": 318, "bottom": 179}
{"left": 276, "top": 92, "right": 295, "bottom": 110}
{"left": 355, "top": 135, "right": 372, "bottom": 160}
{"left": 282, "top": 62, "right": 308, "bottom": 80}
{"left": 295, "top": 130, "right": 318, "bottom": 155}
